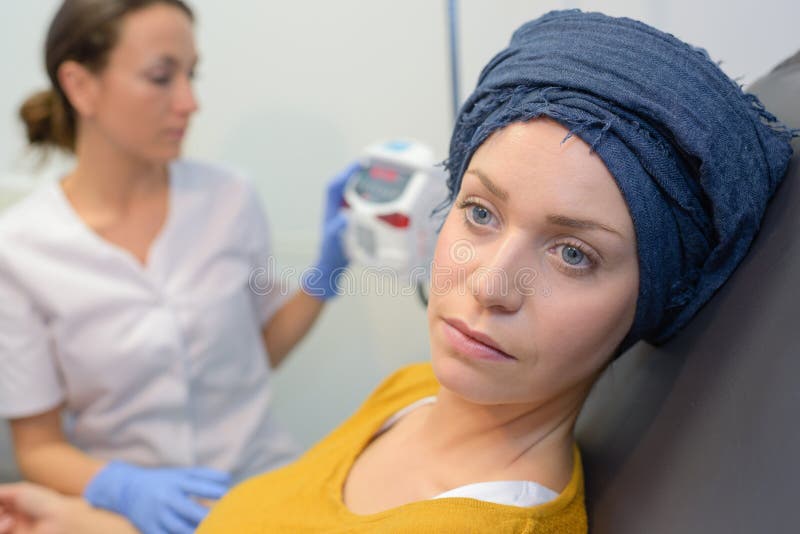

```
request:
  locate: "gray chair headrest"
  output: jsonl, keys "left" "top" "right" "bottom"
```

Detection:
{"left": 576, "top": 51, "right": 800, "bottom": 534}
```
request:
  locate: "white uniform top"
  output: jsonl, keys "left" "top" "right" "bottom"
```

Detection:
{"left": 0, "top": 159, "right": 296, "bottom": 482}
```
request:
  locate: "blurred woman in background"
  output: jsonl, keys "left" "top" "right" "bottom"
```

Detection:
{"left": 0, "top": 1, "right": 351, "bottom": 532}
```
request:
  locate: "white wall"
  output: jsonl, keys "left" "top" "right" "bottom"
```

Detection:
{"left": 457, "top": 0, "right": 800, "bottom": 104}
{"left": 1, "top": 1, "right": 798, "bottom": 479}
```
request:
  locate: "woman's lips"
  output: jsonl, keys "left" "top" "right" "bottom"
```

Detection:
{"left": 442, "top": 318, "right": 516, "bottom": 362}
{"left": 164, "top": 127, "right": 186, "bottom": 141}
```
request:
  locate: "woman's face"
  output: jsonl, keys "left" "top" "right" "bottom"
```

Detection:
{"left": 428, "top": 118, "right": 639, "bottom": 408}
{"left": 82, "top": 3, "right": 198, "bottom": 163}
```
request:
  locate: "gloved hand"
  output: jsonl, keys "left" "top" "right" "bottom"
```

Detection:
{"left": 83, "top": 461, "right": 231, "bottom": 534}
{"left": 302, "top": 162, "right": 360, "bottom": 300}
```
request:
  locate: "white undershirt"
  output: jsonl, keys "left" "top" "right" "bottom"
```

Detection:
{"left": 376, "top": 396, "right": 559, "bottom": 508}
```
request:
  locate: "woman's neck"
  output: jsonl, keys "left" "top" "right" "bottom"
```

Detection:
{"left": 417, "top": 385, "right": 588, "bottom": 491}
{"left": 64, "top": 129, "right": 169, "bottom": 214}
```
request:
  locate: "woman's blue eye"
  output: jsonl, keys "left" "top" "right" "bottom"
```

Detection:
{"left": 471, "top": 205, "right": 492, "bottom": 225}
{"left": 562, "top": 245, "right": 585, "bottom": 265}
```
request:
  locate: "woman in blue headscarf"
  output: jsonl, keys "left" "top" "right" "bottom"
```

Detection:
{"left": 0, "top": 10, "right": 793, "bottom": 534}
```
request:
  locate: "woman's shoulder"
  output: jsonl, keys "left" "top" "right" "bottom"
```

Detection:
{"left": 169, "top": 158, "right": 258, "bottom": 199}
{"left": 344, "top": 363, "right": 439, "bottom": 427}
{"left": 0, "top": 182, "right": 62, "bottom": 244}
{"left": 168, "top": 159, "right": 269, "bottom": 230}
{"left": 300, "top": 364, "right": 439, "bottom": 455}
{"left": 366, "top": 363, "right": 439, "bottom": 407}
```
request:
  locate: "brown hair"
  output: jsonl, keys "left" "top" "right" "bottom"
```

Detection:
{"left": 19, "top": 0, "right": 194, "bottom": 152}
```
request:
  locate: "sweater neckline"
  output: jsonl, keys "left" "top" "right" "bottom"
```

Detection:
{"left": 332, "top": 370, "right": 581, "bottom": 521}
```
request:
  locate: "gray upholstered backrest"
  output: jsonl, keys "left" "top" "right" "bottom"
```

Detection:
{"left": 576, "top": 53, "right": 800, "bottom": 534}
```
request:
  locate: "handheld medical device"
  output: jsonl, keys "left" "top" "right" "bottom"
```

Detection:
{"left": 343, "top": 139, "right": 448, "bottom": 281}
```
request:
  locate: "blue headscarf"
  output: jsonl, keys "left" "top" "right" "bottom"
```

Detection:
{"left": 446, "top": 10, "right": 794, "bottom": 351}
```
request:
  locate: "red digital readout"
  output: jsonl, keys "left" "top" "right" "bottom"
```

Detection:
{"left": 369, "top": 166, "right": 398, "bottom": 182}
{"left": 378, "top": 212, "right": 410, "bottom": 228}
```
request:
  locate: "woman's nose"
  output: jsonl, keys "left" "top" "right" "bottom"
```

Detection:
{"left": 468, "top": 236, "right": 528, "bottom": 313}
{"left": 174, "top": 74, "right": 199, "bottom": 115}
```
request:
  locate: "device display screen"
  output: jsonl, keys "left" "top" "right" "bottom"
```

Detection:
{"left": 353, "top": 164, "right": 412, "bottom": 203}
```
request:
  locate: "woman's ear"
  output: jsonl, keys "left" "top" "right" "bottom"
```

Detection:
{"left": 57, "top": 60, "right": 99, "bottom": 118}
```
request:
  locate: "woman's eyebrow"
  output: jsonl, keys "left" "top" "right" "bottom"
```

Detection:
{"left": 152, "top": 55, "right": 179, "bottom": 67}
{"left": 151, "top": 54, "right": 199, "bottom": 68}
{"left": 465, "top": 168, "right": 622, "bottom": 237}
{"left": 465, "top": 169, "right": 509, "bottom": 201}
{"left": 546, "top": 213, "right": 623, "bottom": 237}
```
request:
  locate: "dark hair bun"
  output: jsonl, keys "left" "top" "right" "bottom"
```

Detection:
{"left": 19, "top": 89, "right": 73, "bottom": 150}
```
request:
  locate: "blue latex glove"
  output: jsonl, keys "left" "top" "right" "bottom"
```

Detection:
{"left": 302, "top": 162, "right": 360, "bottom": 300}
{"left": 83, "top": 461, "right": 231, "bottom": 534}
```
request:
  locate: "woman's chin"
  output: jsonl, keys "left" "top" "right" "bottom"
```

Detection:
{"left": 431, "top": 351, "right": 520, "bottom": 405}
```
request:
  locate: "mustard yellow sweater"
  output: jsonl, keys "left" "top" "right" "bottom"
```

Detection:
{"left": 198, "top": 363, "right": 587, "bottom": 533}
